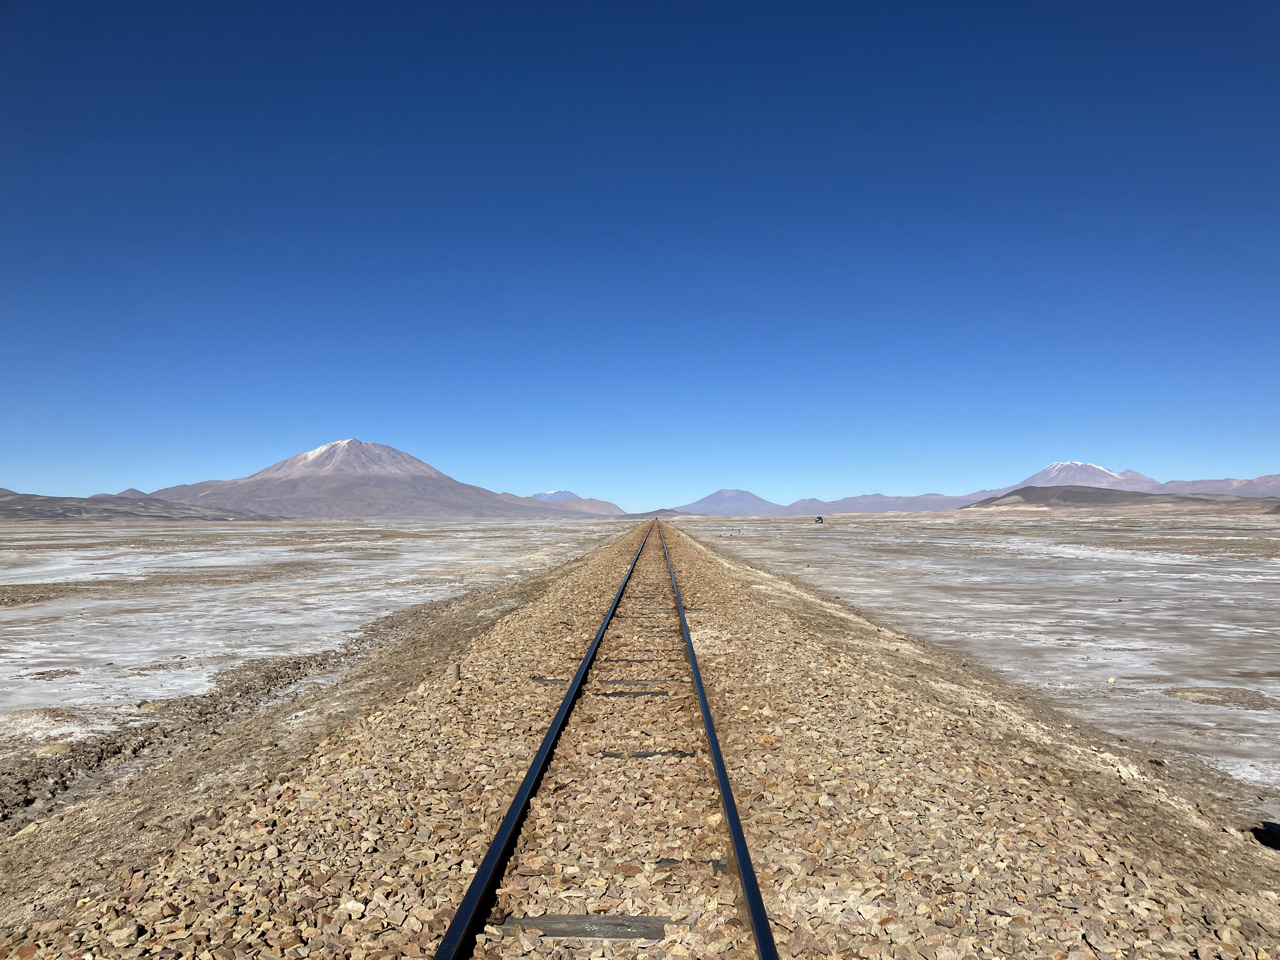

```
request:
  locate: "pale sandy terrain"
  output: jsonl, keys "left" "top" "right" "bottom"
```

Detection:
{"left": 0, "top": 519, "right": 625, "bottom": 828}
{"left": 0, "top": 519, "right": 625, "bottom": 741}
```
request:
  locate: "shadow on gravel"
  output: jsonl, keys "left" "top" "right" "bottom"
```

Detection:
{"left": 1251, "top": 822, "right": 1280, "bottom": 850}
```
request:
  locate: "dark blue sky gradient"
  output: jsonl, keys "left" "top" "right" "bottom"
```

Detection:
{"left": 2, "top": 2, "right": 1277, "bottom": 510}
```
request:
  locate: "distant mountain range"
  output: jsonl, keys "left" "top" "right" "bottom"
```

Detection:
{"left": 144, "top": 440, "right": 626, "bottom": 519}
{"left": 672, "top": 461, "right": 1280, "bottom": 516}
{"left": 8, "top": 453, "right": 1279, "bottom": 522}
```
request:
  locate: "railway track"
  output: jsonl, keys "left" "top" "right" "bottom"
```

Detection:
{"left": 435, "top": 521, "right": 778, "bottom": 959}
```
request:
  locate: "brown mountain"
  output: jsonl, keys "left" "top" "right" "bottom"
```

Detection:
{"left": 965, "top": 485, "right": 1280, "bottom": 514}
{"left": 672, "top": 489, "right": 793, "bottom": 516}
{"left": 550, "top": 497, "right": 626, "bottom": 516}
{"left": 1157, "top": 474, "right": 1280, "bottom": 496}
{"left": 496, "top": 493, "right": 625, "bottom": 516}
{"left": 0, "top": 491, "right": 269, "bottom": 522}
{"left": 149, "top": 440, "right": 624, "bottom": 519}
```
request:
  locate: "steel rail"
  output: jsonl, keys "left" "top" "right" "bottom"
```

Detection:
{"left": 658, "top": 523, "right": 779, "bottom": 960}
{"left": 433, "top": 521, "right": 655, "bottom": 960}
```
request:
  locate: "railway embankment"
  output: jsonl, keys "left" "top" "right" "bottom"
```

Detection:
{"left": 1, "top": 522, "right": 1277, "bottom": 959}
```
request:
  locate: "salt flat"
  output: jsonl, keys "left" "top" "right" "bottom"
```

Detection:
{"left": 0, "top": 519, "right": 624, "bottom": 752}
{"left": 675, "top": 513, "right": 1280, "bottom": 811}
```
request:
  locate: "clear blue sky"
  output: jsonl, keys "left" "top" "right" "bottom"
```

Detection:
{"left": 2, "top": 2, "right": 1277, "bottom": 511}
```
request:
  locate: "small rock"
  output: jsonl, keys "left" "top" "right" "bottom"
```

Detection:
{"left": 885, "top": 921, "right": 912, "bottom": 944}
{"left": 107, "top": 922, "right": 143, "bottom": 947}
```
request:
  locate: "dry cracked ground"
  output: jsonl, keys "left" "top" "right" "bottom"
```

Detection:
{"left": 1, "top": 522, "right": 1278, "bottom": 959}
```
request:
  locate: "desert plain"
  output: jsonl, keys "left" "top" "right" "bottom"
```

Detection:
{"left": 672, "top": 512, "right": 1280, "bottom": 817}
{"left": 0, "top": 513, "right": 1277, "bottom": 958}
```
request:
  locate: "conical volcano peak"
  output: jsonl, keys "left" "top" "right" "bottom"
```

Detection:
{"left": 674, "top": 489, "right": 790, "bottom": 516}
{"left": 532, "top": 490, "right": 580, "bottom": 503}
{"left": 1045, "top": 461, "right": 1120, "bottom": 476}
{"left": 249, "top": 439, "right": 449, "bottom": 481}
{"left": 1017, "top": 462, "right": 1159, "bottom": 491}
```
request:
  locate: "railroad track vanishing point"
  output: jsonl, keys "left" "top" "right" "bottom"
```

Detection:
{"left": 435, "top": 521, "right": 778, "bottom": 959}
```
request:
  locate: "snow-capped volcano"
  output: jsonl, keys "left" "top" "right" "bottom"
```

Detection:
{"left": 249, "top": 439, "right": 448, "bottom": 481}
{"left": 1017, "top": 462, "right": 1160, "bottom": 492}
{"left": 531, "top": 490, "right": 579, "bottom": 503}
